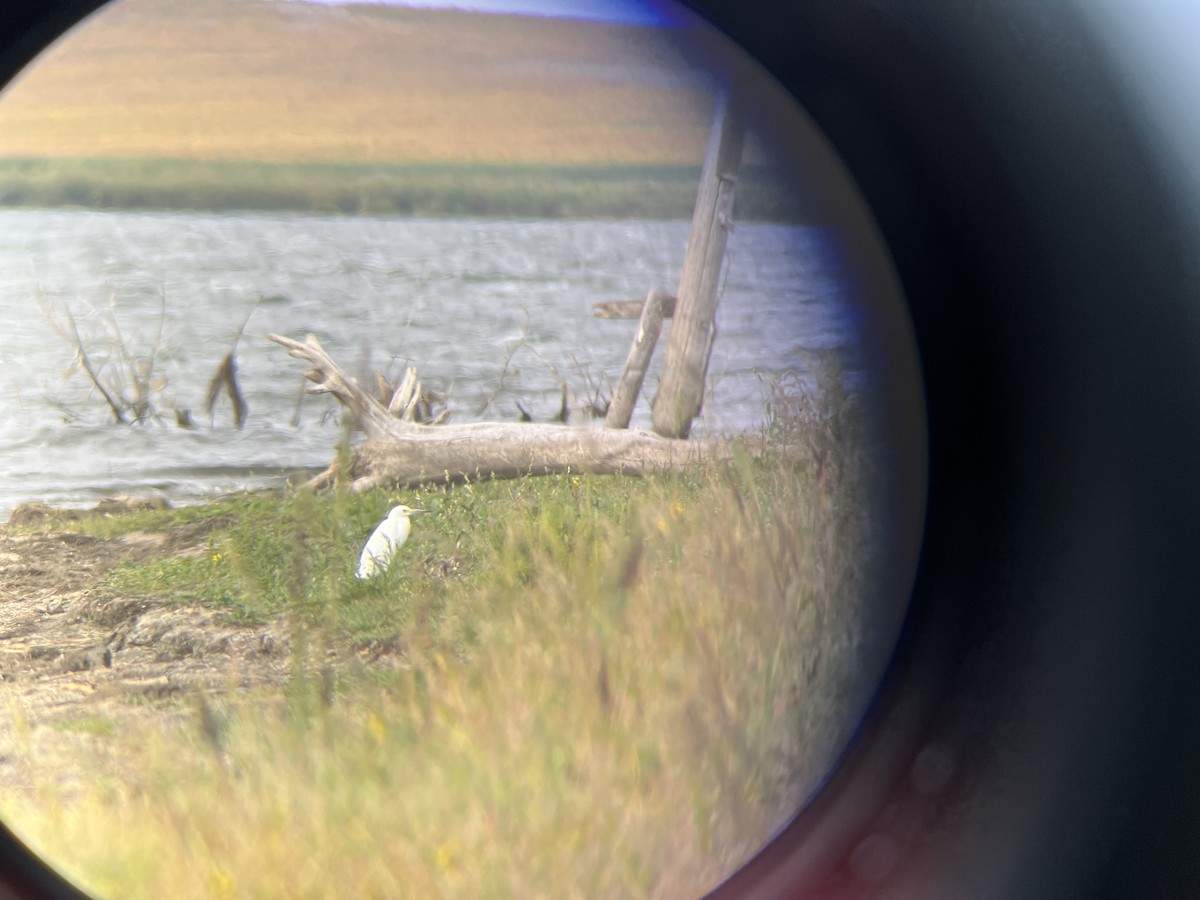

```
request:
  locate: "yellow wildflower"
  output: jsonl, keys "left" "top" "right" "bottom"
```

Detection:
{"left": 367, "top": 712, "right": 387, "bottom": 744}
{"left": 436, "top": 840, "right": 458, "bottom": 872}
{"left": 207, "top": 867, "right": 236, "bottom": 899}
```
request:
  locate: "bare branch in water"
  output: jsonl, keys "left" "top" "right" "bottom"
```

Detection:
{"left": 204, "top": 300, "right": 259, "bottom": 429}
{"left": 476, "top": 308, "right": 529, "bottom": 417}
{"left": 204, "top": 351, "right": 248, "bottom": 429}
{"left": 52, "top": 301, "right": 130, "bottom": 425}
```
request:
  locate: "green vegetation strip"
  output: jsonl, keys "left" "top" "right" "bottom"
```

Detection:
{"left": 0, "top": 156, "right": 809, "bottom": 221}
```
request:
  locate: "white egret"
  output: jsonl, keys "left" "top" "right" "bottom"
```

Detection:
{"left": 356, "top": 504, "right": 426, "bottom": 580}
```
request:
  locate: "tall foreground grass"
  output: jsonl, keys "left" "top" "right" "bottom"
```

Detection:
{"left": 1, "top": 388, "right": 886, "bottom": 898}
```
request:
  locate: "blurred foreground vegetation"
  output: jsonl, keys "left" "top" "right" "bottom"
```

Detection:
{"left": 0, "top": 378, "right": 887, "bottom": 898}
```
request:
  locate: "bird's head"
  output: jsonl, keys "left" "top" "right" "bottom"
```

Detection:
{"left": 389, "top": 504, "right": 427, "bottom": 519}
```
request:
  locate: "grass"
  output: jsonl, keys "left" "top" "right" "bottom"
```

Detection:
{"left": 0, "top": 377, "right": 884, "bottom": 898}
{"left": 49, "top": 717, "right": 119, "bottom": 739}
{"left": 83, "top": 468, "right": 712, "bottom": 641}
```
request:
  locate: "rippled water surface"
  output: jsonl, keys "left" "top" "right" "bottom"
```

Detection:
{"left": 0, "top": 209, "right": 859, "bottom": 518}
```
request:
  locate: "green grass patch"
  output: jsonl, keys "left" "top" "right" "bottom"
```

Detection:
{"left": 94, "top": 467, "right": 721, "bottom": 649}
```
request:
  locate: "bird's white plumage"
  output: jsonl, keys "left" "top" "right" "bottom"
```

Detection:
{"left": 357, "top": 504, "right": 425, "bottom": 579}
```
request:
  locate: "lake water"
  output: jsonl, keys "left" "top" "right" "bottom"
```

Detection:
{"left": 0, "top": 209, "right": 861, "bottom": 519}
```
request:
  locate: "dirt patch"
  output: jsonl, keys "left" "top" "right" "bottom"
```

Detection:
{"left": 0, "top": 505, "right": 317, "bottom": 800}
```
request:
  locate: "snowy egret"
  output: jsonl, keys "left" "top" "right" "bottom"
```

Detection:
{"left": 356, "top": 504, "right": 426, "bottom": 580}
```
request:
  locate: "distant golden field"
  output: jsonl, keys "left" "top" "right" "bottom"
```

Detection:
{"left": 0, "top": 0, "right": 719, "bottom": 167}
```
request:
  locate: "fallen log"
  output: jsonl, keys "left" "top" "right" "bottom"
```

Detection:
{"left": 268, "top": 332, "right": 734, "bottom": 493}
{"left": 307, "top": 421, "right": 725, "bottom": 493}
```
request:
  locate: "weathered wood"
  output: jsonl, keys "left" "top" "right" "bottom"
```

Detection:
{"left": 377, "top": 366, "right": 448, "bottom": 425}
{"left": 268, "top": 331, "right": 735, "bottom": 493}
{"left": 592, "top": 296, "right": 676, "bottom": 320}
{"left": 605, "top": 287, "right": 672, "bottom": 430}
{"left": 651, "top": 89, "right": 745, "bottom": 439}
{"left": 269, "top": 332, "right": 403, "bottom": 439}
{"left": 375, "top": 371, "right": 393, "bottom": 405}
{"left": 304, "top": 421, "right": 728, "bottom": 494}
{"left": 387, "top": 366, "right": 420, "bottom": 420}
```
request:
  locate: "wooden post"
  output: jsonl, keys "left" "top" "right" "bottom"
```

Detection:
{"left": 605, "top": 287, "right": 672, "bottom": 429}
{"left": 651, "top": 89, "right": 745, "bottom": 439}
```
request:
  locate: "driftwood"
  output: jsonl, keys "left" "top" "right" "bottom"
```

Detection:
{"left": 377, "top": 366, "right": 448, "bottom": 425}
{"left": 268, "top": 332, "right": 731, "bottom": 493}
{"left": 307, "top": 421, "right": 722, "bottom": 494}
{"left": 605, "top": 287, "right": 672, "bottom": 430}
{"left": 652, "top": 89, "right": 745, "bottom": 439}
{"left": 592, "top": 296, "right": 676, "bottom": 319}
